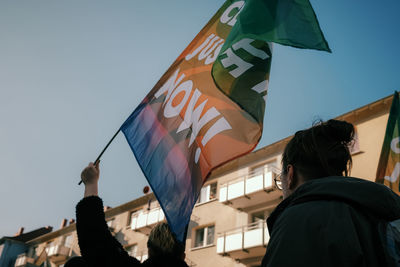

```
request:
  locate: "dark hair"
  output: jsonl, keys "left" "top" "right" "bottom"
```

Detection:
{"left": 282, "top": 119, "right": 354, "bottom": 180}
{"left": 147, "top": 222, "right": 185, "bottom": 259}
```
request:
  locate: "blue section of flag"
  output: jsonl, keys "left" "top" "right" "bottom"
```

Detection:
{"left": 120, "top": 103, "right": 199, "bottom": 241}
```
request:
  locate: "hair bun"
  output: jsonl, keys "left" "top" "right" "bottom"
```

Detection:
{"left": 325, "top": 119, "right": 354, "bottom": 144}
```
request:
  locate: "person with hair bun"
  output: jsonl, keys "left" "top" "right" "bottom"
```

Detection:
{"left": 262, "top": 120, "right": 400, "bottom": 267}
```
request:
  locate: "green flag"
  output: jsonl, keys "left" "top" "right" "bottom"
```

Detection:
{"left": 212, "top": 0, "right": 331, "bottom": 123}
{"left": 376, "top": 92, "right": 400, "bottom": 195}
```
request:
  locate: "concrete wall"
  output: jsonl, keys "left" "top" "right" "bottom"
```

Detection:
{"left": 351, "top": 113, "right": 388, "bottom": 181}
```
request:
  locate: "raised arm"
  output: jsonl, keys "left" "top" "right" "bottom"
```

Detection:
{"left": 76, "top": 162, "right": 140, "bottom": 267}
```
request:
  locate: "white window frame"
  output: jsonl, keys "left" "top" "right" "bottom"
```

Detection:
{"left": 130, "top": 210, "right": 139, "bottom": 229}
{"left": 193, "top": 225, "right": 215, "bottom": 248}
{"left": 64, "top": 235, "right": 73, "bottom": 248}
{"left": 197, "top": 183, "right": 217, "bottom": 204}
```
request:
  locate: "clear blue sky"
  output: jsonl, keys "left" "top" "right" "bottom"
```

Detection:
{"left": 0, "top": 0, "right": 398, "bottom": 237}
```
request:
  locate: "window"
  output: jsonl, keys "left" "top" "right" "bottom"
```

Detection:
{"left": 106, "top": 218, "right": 115, "bottom": 229}
{"left": 64, "top": 235, "right": 73, "bottom": 248}
{"left": 250, "top": 209, "right": 271, "bottom": 226}
{"left": 126, "top": 244, "right": 138, "bottom": 258}
{"left": 15, "top": 254, "right": 26, "bottom": 266}
{"left": 197, "top": 183, "right": 217, "bottom": 204}
{"left": 27, "top": 246, "right": 38, "bottom": 258}
{"left": 45, "top": 240, "right": 57, "bottom": 256}
{"left": 251, "top": 211, "right": 266, "bottom": 223}
{"left": 194, "top": 225, "right": 215, "bottom": 248}
{"left": 130, "top": 211, "right": 139, "bottom": 229}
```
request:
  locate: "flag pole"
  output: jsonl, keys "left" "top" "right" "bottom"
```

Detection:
{"left": 78, "top": 129, "right": 121, "bottom": 185}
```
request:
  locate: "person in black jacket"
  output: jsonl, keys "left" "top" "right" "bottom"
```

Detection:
{"left": 66, "top": 162, "right": 188, "bottom": 267}
{"left": 262, "top": 119, "right": 400, "bottom": 267}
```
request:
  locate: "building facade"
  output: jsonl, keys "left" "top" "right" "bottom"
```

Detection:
{"left": 0, "top": 227, "right": 52, "bottom": 267}
{"left": 12, "top": 94, "right": 393, "bottom": 267}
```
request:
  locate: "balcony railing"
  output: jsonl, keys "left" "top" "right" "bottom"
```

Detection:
{"left": 219, "top": 166, "right": 281, "bottom": 209}
{"left": 46, "top": 244, "right": 70, "bottom": 263}
{"left": 216, "top": 221, "right": 269, "bottom": 260}
{"left": 14, "top": 254, "right": 35, "bottom": 267}
{"left": 131, "top": 207, "right": 165, "bottom": 234}
{"left": 130, "top": 250, "right": 148, "bottom": 262}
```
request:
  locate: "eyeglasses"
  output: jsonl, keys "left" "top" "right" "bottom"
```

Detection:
{"left": 274, "top": 173, "right": 283, "bottom": 190}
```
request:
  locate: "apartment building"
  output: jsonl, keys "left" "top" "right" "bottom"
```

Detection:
{"left": 12, "top": 94, "right": 392, "bottom": 267}
{"left": 0, "top": 227, "right": 52, "bottom": 267}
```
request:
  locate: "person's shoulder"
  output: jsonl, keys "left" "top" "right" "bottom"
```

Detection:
{"left": 277, "top": 199, "right": 353, "bottom": 228}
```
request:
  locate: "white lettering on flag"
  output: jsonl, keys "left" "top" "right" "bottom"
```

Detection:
{"left": 198, "top": 36, "right": 224, "bottom": 61}
{"left": 155, "top": 70, "right": 232, "bottom": 164}
{"left": 221, "top": 38, "right": 270, "bottom": 78}
{"left": 221, "top": 48, "right": 253, "bottom": 78}
{"left": 251, "top": 80, "right": 269, "bottom": 102}
{"left": 185, "top": 34, "right": 216, "bottom": 61}
{"left": 164, "top": 80, "right": 193, "bottom": 118}
{"left": 391, "top": 137, "right": 400, "bottom": 154}
{"left": 220, "top": 1, "right": 245, "bottom": 26}
{"left": 385, "top": 162, "right": 400, "bottom": 183}
{"left": 384, "top": 137, "right": 400, "bottom": 183}
{"left": 232, "top": 38, "right": 269, "bottom": 59}
{"left": 177, "top": 89, "right": 203, "bottom": 133}
{"left": 185, "top": 34, "right": 225, "bottom": 65}
{"left": 154, "top": 68, "right": 185, "bottom": 104}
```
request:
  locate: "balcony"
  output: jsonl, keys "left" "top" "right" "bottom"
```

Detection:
{"left": 131, "top": 250, "right": 148, "bottom": 262}
{"left": 46, "top": 244, "right": 70, "bottom": 263}
{"left": 219, "top": 167, "right": 281, "bottom": 210}
{"left": 216, "top": 221, "right": 269, "bottom": 261}
{"left": 130, "top": 207, "right": 165, "bottom": 234}
{"left": 14, "top": 254, "right": 35, "bottom": 267}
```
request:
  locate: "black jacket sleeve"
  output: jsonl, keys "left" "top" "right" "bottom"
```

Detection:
{"left": 76, "top": 196, "right": 141, "bottom": 267}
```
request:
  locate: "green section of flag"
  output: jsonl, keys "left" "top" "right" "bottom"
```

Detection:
{"left": 225, "top": 0, "right": 331, "bottom": 53}
{"left": 376, "top": 92, "right": 400, "bottom": 188}
{"left": 212, "top": 0, "right": 331, "bottom": 124}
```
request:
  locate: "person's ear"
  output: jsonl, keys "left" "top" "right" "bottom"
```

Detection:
{"left": 287, "top": 164, "right": 296, "bottom": 189}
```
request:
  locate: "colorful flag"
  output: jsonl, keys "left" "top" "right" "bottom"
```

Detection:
{"left": 376, "top": 92, "right": 400, "bottom": 195}
{"left": 121, "top": 0, "right": 330, "bottom": 241}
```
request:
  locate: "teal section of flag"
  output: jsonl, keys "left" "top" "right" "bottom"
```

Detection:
{"left": 212, "top": 0, "right": 331, "bottom": 124}
{"left": 223, "top": 0, "right": 331, "bottom": 53}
